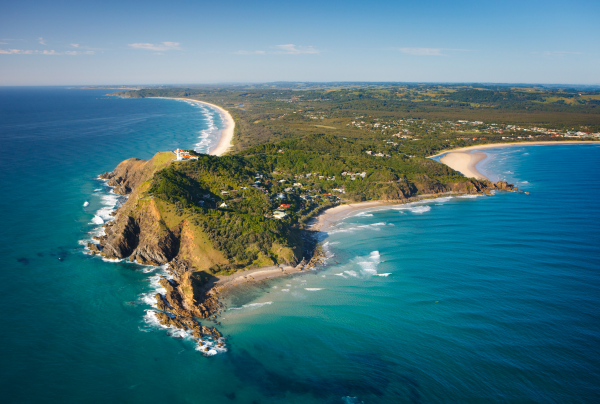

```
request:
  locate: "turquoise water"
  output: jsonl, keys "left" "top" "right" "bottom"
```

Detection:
{"left": 1, "top": 88, "right": 599, "bottom": 403}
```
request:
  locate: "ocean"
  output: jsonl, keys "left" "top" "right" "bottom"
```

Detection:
{"left": 1, "top": 87, "right": 599, "bottom": 403}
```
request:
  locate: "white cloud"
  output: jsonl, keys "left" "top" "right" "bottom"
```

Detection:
{"left": 540, "top": 51, "right": 582, "bottom": 56}
{"left": 65, "top": 50, "right": 95, "bottom": 55}
{"left": 397, "top": 47, "right": 443, "bottom": 56}
{"left": 395, "top": 47, "right": 471, "bottom": 56}
{"left": 128, "top": 42, "right": 181, "bottom": 51}
{"left": 71, "top": 43, "right": 79, "bottom": 48}
{"left": 38, "top": 37, "right": 46, "bottom": 45}
{"left": 0, "top": 48, "right": 93, "bottom": 55}
{"left": 234, "top": 50, "right": 266, "bottom": 55}
{"left": 274, "top": 44, "right": 320, "bottom": 54}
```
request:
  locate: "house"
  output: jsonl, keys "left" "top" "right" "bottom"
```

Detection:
{"left": 219, "top": 202, "right": 228, "bottom": 208}
{"left": 220, "top": 191, "right": 229, "bottom": 195}
{"left": 273, "top": 211, "right": 288, "bottom": 219}
{"left": 293, "top": 183, "right": 303, "bottom": 187}
{"left": 174, "top": 149, "right": 198, "bottom": 161}
{"left": 279, "top": 204, "right": 291, "bottom": 209}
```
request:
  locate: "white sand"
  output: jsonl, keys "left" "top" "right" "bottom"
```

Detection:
{"left": 149, "top": 97, "right": 235, "bottom": 156}
{"left": 440, "top": 152, "right": 488, "bottom": 180}
{"left": 429, "top": 141, "right": 600, "bottom": 158}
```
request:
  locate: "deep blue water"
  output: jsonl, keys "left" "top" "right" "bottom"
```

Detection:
{"left": 1, "top": 88, "right": 599, "bottom": 403}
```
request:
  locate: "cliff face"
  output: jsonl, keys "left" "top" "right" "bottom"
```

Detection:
{"left": 376, "top": 176, "right": 509, "bottom": 202}
{"left": 97, "top": 153, "right": 230, "bottom": 271}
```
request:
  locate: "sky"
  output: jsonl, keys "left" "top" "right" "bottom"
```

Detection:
{"left": 1, "top": 0, "right": 599, "bottom": 85}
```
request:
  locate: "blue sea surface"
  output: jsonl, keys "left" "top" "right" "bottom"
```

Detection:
{"left": 1, "top": 88, "right": 599, "bottom": 403}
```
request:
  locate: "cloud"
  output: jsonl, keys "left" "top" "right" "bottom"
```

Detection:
{"left": 395, "top": 47, "right": 470, "bottom": 56}
{"left": 38, "top": 37, "right": 46, "bottom": 45}
{"left": 128, "top": 41, "right": 181, "bottom": 51}
{"left": 396, "top": 47, "right": 443, "bottom": 56}
{"left": 539, "top": 51, "right": 582, "bottom": 56}
{"left": 274, "top": 44, "right": 320, "bottom": 54}
{"left": 0, "top": 48, "right": 93, "bottom": 55}
{"left": 71, "top": 43, "right": 79, "bottom": 48}
{"left": 65, "top": 50, "right": 95, "bottom": 55}
{"left": 234, "top": 50, "right": 266, "bottom": 55}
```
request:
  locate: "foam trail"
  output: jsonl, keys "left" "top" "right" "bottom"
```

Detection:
{"left": 228, "top": 301, "right": 273, "bottom": 310}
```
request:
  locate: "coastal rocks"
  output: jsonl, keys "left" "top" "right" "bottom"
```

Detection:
{"left": 86, "top": 242, "right": 101, "bottom": 252}
{"left": 100, "top": 158, "right": 150, "bottom": 196}
{"left": 490, "top": 181, "right": 515, "bottom": 191}
{"left": 100, "top": 215, "right": 139, "bottom": 259}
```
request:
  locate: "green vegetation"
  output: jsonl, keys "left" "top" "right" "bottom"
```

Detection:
{"left": 111, "top": 83, "right": 600, "bottom": 155}
{"left": 105, "top": 83, "right": 599, "bottom": 273}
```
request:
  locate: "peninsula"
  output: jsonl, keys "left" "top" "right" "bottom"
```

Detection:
{"left": 95, "top": 83, "right": 600, "bottom": 350}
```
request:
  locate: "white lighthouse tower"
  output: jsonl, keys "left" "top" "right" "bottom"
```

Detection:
{"left": 175, "top": 148, "right": 183, "bottom": 161}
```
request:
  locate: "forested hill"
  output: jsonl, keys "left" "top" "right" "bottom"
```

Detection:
{"left": 110, "top": 85, "right": 600, "bottom": 154}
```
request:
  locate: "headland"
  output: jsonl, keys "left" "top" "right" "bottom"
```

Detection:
{"left": 97, "top": 85, "right": 600, "bottom": 356}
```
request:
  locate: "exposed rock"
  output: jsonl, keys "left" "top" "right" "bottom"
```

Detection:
{"left": 86, "top": 242, "right": 101, "bottom": 252}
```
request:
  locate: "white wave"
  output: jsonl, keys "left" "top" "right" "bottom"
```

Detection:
{"left": 376, "top": 273, "right": 391, "bottom": 277}
{"left": 94, "top": 188, "right": 102, "bottom": 192}
{"left": 344, "top": 270, "right": 358, "bottom": 277}
{"left": 305, "top": 288, "right": 323, "bottom": 291}
{"left": 457, "top": 194, "right": 480, "bottom": 199}
{"left": 281, "top": 289, "right": 290, "bottom": 292}
{"left": 228, "top": 301, "right": 273, "bottom": 310}
{"left": 355, "top": 212, "right": 374, "bottom": 217}
{"left": 334, "top": 273, "right": 346, "bottom": 277}
{"left": 83, "top": 201, "right": 89, "bottom": 207}
{"left": 91, "top": 215, "right": 104, "bottom": 224}
{"left": 409, "top": 206, "right": 431, "bottom": 214}
{"left": 101, "top": 257, "right": 123, "bottom": 263}
{"left": 434, "top": 196, "right": 453, "bottom": 203}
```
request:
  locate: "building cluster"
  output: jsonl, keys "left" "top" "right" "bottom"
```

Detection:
{"left": 173, "top": 149, "right": 199, "bottom": 161}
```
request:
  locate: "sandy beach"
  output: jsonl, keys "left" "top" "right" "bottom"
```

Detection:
{"left": 429, "top": 140, "right": 600, "bottom": 158}
{"left": 214, "top": 265, "right": 302, "bottom": 290}
{"left": 150, "top": 97, "right": 235, "bottom": 156}
{"left": 441, "top": 152, "right": 488, "bottom": 180}
{"left": 433, "top": 141, "right": 600, "bottom": 182}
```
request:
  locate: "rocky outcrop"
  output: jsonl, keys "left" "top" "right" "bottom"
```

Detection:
{"left": 489, "top": 181, "right": 515, "bottom": 191}
{"left": 152, "top": 271, "right": 224, "bottom": 351}
{"left": 100, "top": 158, "right": 150, "bottom": 195}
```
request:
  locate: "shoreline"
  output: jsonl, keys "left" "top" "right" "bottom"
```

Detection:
{"left": 433, "top": 141, "right": 600, "bottom": 181}
{"left": 429, "top": 140, "right": 600, "bottom": 158}
{"left": 148, "top": 97, "right": 235, "bottom": 156}
{"left": 211, "top": 194, "right": 477, "bottom": 290}
{"left": 440, "top": 152, "right": 488, "bottom": 180}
